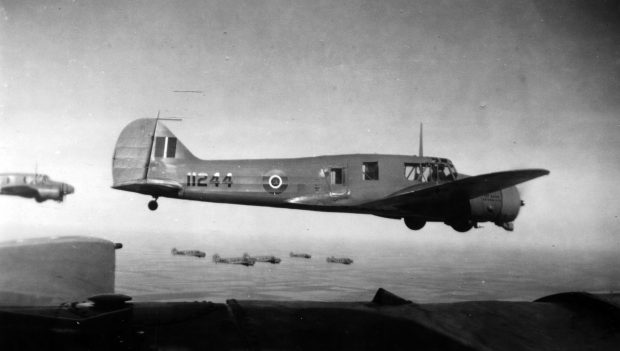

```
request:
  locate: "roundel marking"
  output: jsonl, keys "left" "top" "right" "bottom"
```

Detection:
{"left": 262, "top": 170, "right": 288, "bottom": 194}
{"left": 268, "top": 175, "right": 283, "bottom": 189}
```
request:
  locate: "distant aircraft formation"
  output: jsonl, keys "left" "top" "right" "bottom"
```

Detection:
{"left": 111, "top": 118, "right": 549, "bottom": 232}
{"left": 0, "top": 173, "right": 74, "bottom": 202}
{"left": 175, "top": 250, "right": 346, "bottom": 265}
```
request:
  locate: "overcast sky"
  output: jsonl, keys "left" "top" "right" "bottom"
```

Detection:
{"left": 1, "top": 0, "right": 619, "bottom": 251}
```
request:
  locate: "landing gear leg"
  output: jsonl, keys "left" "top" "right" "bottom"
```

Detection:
{"left": 148, "top": 197, "right": 159, "bottom": 211}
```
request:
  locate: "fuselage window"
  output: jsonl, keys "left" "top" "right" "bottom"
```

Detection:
{"left": 154, "top": 137, "right": 166, "bottom": 158}
{"left": 330, "top": 168, "right": 344, "bottom": 185}
{"left": 166, "top": 137, "right": 177, "bottom": 158}
{"left": 362, "top": 162, "right": 379, "bottom": 181}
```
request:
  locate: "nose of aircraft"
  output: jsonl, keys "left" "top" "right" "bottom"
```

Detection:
{"left": 63, "top": 183, "right": 75, "bottom": 195}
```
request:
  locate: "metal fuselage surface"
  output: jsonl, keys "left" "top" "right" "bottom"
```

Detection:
{"left": 158, "top": 154, "right": 452, "bottom": 213}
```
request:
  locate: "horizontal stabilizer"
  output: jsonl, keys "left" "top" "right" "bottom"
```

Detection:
{"left": 112, "top": 179, "right": 183, "bottom": 197}
{"left": 364, "top": 169, "right": 549, "bottom": 209}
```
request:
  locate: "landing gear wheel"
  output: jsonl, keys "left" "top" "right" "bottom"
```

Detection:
{"left": 450, "top": 220, "right": 473, "bottom": 233}
{"left": 148, "top": 199, "right": 158, "bottom": 211}
{"left": 404, "top": 217, "right": 426, "bottom": 230}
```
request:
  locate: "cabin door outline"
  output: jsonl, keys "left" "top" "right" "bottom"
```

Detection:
{"left": 327, "top": 163, "right": 349, "bottom": 197}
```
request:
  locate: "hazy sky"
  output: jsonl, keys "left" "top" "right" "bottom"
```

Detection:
{"left": 1, "top": 0, "right": 619, "bottom": 251}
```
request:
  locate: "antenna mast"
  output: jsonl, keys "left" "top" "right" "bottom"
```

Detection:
{"left": 419, "top": 123, "right": 423, "bottom": 157}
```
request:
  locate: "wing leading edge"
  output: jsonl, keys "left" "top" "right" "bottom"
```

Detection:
{"left": 363, "top": 169, "right": 550, "bottom": 210}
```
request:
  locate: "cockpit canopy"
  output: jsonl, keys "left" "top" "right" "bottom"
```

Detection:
{"left": 24, "top": 174, "right": 50, "bottom": 184}
{"left": 405, "top": 158, "right": 457, "bottom": 182}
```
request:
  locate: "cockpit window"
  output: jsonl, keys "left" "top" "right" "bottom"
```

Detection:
{"left": 362, "top": 162, "right": 379, "bottom": 180}
{"left": 404, "top": 164, "right": 419, "bottom": 181}
{"left": 405, "top": 162, "right": 456, "bottom": 182}
{"left": 437, "top": 164, "right": 451, "bottom": 181}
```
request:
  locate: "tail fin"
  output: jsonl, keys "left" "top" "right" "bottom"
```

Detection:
{"left": 112, "top": 118, "right": 197, "bottom": 189}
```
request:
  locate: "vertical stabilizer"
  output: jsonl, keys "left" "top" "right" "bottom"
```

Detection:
{"left": 112, "top": 118, "right": 197, "bottom": 188}
{"left": 112, "top": 118, "right": 158, "bottom": 186}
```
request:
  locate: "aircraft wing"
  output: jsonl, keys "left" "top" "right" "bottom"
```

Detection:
{"left": 111, "top": 178, "right": 183, "bottom": 197}
{"left": 362, "top": 169, "right": 549, "bottom": 210}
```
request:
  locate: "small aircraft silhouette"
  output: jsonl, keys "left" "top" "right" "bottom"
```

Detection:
{"left": 0, "top": 172, "right": 74, "bottom": 202}
{"left": 112, "top": 118, "right": 548, "bottom": 232}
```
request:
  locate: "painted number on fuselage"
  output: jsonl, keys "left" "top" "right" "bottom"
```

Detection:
{"left": 186, "top": 173, "right": 208, "bottom": 187}
{"left": 186, "top": 172, "right": 232, "bottom": 187}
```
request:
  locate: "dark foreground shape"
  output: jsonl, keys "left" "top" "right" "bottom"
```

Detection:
{"left": 1, "top": 289, "right": 620, "bottom": 350}
{"left": 0, "top": 236, "right": 116, "bottom": 306}
{"left": 1, "top": 236, "right": 619, "bottom": 350}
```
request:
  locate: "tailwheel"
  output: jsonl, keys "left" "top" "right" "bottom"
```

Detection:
{"left": 148, "top": 198, "right": 158, "bottom": 211}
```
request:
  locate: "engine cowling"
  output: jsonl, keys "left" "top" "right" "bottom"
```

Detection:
{"left": 469, "top": 186, "right": 521, "bottom": 224}
{"left": 35, "top": 188, "right": 61, "bottom": 202}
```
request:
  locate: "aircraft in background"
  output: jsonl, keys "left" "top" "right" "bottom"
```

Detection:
{"left": 111, "top": 118, "right": 548, "bottom": 232}
{"left": 0, "top": 173, "right": 74, "bottom": 203}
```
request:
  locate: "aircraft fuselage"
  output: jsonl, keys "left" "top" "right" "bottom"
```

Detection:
{"left": 144, "top": 154, "right": 456, "bottom": 214}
